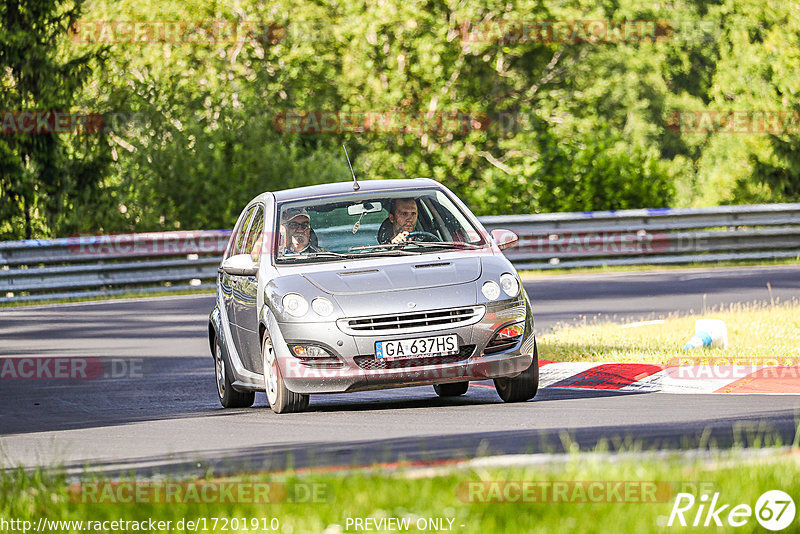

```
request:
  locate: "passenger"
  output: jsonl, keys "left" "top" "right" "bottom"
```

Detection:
{"left": 280, "top": 208, "right": 321, "bottom": 254}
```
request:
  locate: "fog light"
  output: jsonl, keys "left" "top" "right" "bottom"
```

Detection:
{"left": 484, "top": 322, "right": 524, "bottom": 354}
{"left": 291, "top": 345, "right": 331, "bottom": 358}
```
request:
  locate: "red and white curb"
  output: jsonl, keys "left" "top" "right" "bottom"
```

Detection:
{"left": 536, "top": 361, "right": 800, "bottom": 394}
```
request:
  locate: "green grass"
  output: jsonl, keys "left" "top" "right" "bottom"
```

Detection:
{"left": 2, "top": 452, "right": 799, "bottom": 533}
{"left": 539, "top": 300, "right": 800, "bottom": 364}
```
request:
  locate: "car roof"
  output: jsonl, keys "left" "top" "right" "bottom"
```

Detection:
{"left": 269, "top": 178, "right": 442, "bottom": 202}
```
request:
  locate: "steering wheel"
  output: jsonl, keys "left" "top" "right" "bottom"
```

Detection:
{"left": 407, "top": 231, "right": 441, "bottom": 242}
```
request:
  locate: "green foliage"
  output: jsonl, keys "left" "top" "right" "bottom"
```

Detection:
{"left": 0, "top": 0, "right": 110, "bottom": 239}
{"left": 2, "top": 0, "right": 799, "bottom": 238}
{"left": 466, "top": 125, "right": 673, "bottom": 215}
{"left": 736, "top": 136, "right": 800, "bottom": 203}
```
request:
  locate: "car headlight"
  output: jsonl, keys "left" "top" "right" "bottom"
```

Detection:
{"left": 282, "top": 293, "right": 309, "bottom": 317}
{"left": 482, "top": 281, "right": 501, "bottom": 300}
{"left": 311, "top": 297, "right": 334, "bottom": 317}
{"left": 500, "top": 273, "right": 520, "bottom": 297}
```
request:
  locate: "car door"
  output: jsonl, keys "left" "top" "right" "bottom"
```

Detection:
{"left": 235, "top": 205, "right": 265, "bottom": 372}
{"left": 222, "top": 205, "right": 257, "bottom": 353}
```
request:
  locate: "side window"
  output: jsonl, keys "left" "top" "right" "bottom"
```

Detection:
{"left": 245, "top": 207, "right": 264, "bottom": 262}
{"left": 229, "top": 206, "right": 256, "bottom": 259}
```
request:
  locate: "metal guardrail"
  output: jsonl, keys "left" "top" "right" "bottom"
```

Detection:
{"left": 484, "top": 203, "right": 800, "bottom": 270}
{"left": 0, "top": 231, "right": 229, "bottom": 303}
{"left": 1, "top": 204, "right": 798, "bottom": 303}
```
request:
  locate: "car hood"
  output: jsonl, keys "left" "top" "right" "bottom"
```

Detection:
{"left": 302, "top": 256, "right": 482, "bottom": 295}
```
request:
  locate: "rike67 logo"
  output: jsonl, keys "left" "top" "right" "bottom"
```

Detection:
{"left": 667, "top": 490, "right": 795, "bottom": 531}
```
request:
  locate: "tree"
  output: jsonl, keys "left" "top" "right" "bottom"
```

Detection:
{"left": 0, "top": 0, "right": 109, "bottom": 239}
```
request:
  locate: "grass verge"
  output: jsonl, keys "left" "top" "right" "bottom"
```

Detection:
{"left": 2, "top": 451, "right": 799, "bottom": 533}
{"left": 538, "top": 300, "right": 800, "bottom": 364}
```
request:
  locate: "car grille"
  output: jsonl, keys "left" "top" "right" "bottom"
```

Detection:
{"left": 353, "top": 345, "right": 476, "bottom": 370}
{"left": 337, "top": 306, "right": 485, "bottom": 336}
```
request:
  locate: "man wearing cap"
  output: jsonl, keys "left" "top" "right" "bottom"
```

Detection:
{"left": 280, "top": 207, "right": 321, "bottom": 254}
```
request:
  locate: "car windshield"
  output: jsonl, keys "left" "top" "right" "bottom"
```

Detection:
{"left": 274, "top": 188, "right": 487, "bottom": 264}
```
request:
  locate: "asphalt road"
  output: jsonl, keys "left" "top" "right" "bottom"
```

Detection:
{"left": 1, "top": 265, "right": 798, "bottom": 475}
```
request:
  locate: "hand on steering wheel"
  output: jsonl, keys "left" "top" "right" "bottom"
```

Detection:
{"left": 390, "top": 231, "right": 410, "bottom": 244}
{"left": 406, "top": 231, "right": 441, "bottom": 242}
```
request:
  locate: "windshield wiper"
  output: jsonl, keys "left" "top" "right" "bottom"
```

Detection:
{"left": 351, "top": 241, "right": 484, "bottom": 253}
{"left": 356, "top": 249, "right": 420, "bottom": 257}
{"left": 278, "top": 251, "right": 355, "bottom": 262}
{"left": 407, "top": 241, "right": 484, "bottom": 250}
{"left": 349, "top": 243, "right": 416, "bottom": 253}
{"left": 279, "top": 249, "right": 419, "bottom": 262}
{"left": 347, "top": 244, "right": 421, "bottom": 256}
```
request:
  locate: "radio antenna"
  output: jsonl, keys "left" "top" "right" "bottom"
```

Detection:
{"left": 343, "top": 145, "right": 359, "bottom": 190}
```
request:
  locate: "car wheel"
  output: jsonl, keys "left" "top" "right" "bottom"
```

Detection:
{"left": 262, "top": 331, "right": 309, "bottom": 414}
{"left": 214, "top": 336, "right": 255, "bottom": 408}
{"left": 494, "top": 339, "right": 539, "bottom": 403}
{"left": 433, "top": 382, "right": 469, "bottom": 397}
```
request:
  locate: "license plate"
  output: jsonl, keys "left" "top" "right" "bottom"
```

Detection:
{"left": 375, "top": 334, "right": 459, "bottom": 360}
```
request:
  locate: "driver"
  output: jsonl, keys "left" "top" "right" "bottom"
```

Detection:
{"left": 386, "top": 198, "right": 418, "bottom": 244}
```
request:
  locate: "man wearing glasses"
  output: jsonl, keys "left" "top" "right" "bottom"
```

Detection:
{"left": 280, "top": 207, "right": 322, "bottom": 254}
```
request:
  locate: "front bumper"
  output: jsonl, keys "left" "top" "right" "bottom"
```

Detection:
{"left": 276, "top": 297, "right": 535, "bottom": 394}
{"left": 281, "top": 350, "right": 533, "bottom": 393}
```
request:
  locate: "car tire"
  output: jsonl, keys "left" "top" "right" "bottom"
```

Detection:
{"left": 214, "top": 336, "right": 255, "bottom": 408}
{"left": 494, "top": 339, "right": 539, "bottom": 403}
{"left": 262, "top": 331, "right": 309, "bottom": 414}
{"left": 433, "top": 382, "right": 469, "bottom": 397}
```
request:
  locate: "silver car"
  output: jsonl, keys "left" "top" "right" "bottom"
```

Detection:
{"left": 209, "top": 179, "right": 538, "bottom": 413}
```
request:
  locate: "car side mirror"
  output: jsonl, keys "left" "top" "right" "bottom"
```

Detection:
{"left": 221, "top": 254, "right": 258, "bottom": 276}
{"left": 490, "top": 229, "right": 519, "bottom": 251}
